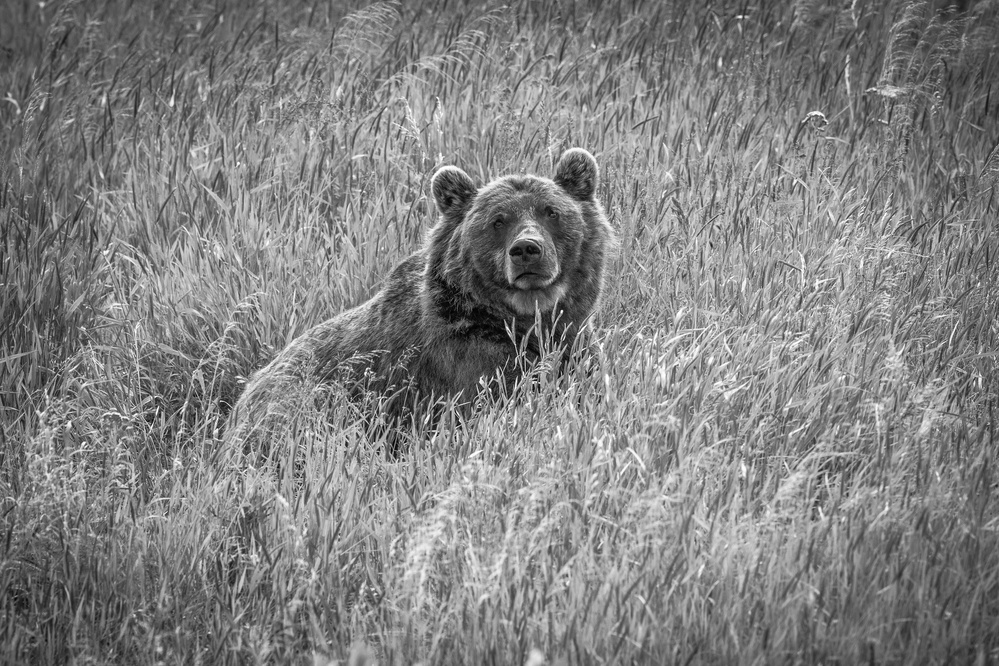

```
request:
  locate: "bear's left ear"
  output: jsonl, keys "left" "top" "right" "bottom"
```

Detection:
{"left": 554, "top": 148, "right": 598, "bottom": 201}
{"left": 431, "top": 166, "right": 477, "bottom": 216}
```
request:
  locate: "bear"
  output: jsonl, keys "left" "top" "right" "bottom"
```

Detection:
{"left": 226, "top": 148, "right": 616, "bottom": 455}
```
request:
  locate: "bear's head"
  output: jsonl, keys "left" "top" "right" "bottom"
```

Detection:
{"left": 429, "top": 149, "right": 612, "bottom": 327}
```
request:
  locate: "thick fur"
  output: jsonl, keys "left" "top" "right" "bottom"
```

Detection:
{"left": 227, "top": 148, "right": 615, "bottom": 448}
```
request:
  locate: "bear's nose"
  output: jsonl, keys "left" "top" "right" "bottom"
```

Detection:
{"left": 509, "top": 237, "right": 543, "bottom": 264}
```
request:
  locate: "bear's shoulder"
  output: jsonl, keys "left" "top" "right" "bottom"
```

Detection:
{"left": 380, "top": 249, "right": 427, "bottom": 302}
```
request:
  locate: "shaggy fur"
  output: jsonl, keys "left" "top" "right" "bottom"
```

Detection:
{"left": 227, "top": 148, "right": 615, "bottom": 449}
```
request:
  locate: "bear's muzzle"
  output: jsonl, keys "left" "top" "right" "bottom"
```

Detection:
{"left": 506, "top": 224, "right": 558, "bottom": 289}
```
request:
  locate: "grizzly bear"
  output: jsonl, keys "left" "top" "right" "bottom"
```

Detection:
{"left": 227, "top": 148, "right": 615, "bottom": 452}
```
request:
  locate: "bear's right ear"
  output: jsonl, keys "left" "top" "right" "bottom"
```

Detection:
{"left": 554, "top": 148, "right": 598, "bottom": 201}
{"left": 431, "top": 166, "right": 477, "bottom": 216}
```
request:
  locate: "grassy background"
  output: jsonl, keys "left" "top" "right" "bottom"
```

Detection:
{"left": 2, "top": 0, "right": 998, "bottom": 663}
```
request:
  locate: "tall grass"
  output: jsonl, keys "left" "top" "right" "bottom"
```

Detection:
{"left": 1, "top": 0, "right": 997, "bottom": 663}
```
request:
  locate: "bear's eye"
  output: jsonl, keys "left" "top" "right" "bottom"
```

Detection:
{"left": 545, "top": 206, "right": 559, "bottom": 220}
{"left": 492, "top": 217, "right": 505, "bottom": 229}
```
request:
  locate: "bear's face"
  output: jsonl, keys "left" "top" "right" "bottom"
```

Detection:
{"left": 462, "top": 179, "right": 583, "bottom": 315}
{"left": 431, "top": 149, "right": 601, "bottom": 318}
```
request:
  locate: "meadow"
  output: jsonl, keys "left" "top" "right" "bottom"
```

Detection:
{"left": 2, "top": 0, "right": 998, "bottom": 663}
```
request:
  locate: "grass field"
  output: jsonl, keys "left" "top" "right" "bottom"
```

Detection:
{"left": 2, "top": 0, "right": 998, "bottom": 663}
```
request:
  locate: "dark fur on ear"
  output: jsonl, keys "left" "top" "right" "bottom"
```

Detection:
{"left": 554, "top": 148, "right": 599, "bottom": 201}
{"left": 431, "top": 166, "right": 477, "bottom": 216}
